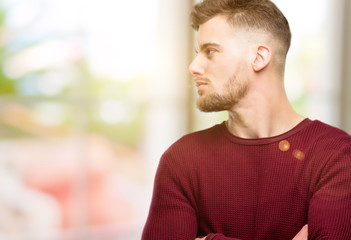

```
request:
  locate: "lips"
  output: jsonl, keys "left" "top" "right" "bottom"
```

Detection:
{"left": 195, "top": 80, "right": 209, "bottom": 94}
{"left": 195, "top": 79, "right": 209, "bottom": 88}
{"left": 196, "top": 81, "right": 207, "bottom": 88}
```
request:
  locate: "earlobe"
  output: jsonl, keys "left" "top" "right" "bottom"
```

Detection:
{"left": 252, "top": 44, "right": 271, "bottom": 72}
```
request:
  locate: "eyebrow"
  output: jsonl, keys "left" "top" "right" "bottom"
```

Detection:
{"left": 195, "top": 42, "right": 222, "bottom": 53}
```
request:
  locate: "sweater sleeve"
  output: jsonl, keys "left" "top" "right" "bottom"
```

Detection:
{"left": 142, "top": 153, "right": 198, "bottom": 240}
{"left": 142, "top": 152, "right": 244, "bottom": 240}
{"left": 308, "top": 147, "right": 351, "bottom": 239}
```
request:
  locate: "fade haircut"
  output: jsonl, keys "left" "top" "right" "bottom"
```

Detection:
{"left": 191, "top": 0, "right": 292, "bottom": 69}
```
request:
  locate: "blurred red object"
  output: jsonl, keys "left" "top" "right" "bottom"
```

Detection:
{"left": 21, "top": 135, "right": 137, "bottom": 231}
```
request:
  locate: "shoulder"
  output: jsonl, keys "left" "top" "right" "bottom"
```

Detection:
{"left": 307, "top": 120, "right": 351, "bottom": 149}
{"left": 166, "top": 122, "right": 225, "bottom": 152}
{"left": 305, "top": 121, "right": 351, "bottom": 171}
{"left": 159, "top": 123, "right": 225, "bottom": 166}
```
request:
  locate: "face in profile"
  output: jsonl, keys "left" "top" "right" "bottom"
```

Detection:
{"left": 189, "top": 15, "right": 252, "bottom": 112}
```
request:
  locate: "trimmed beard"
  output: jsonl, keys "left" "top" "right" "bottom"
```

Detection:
{"left": 196, "top": 74, "right": 249, "bottom": 112}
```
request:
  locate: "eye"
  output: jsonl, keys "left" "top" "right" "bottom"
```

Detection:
{"left": 206, "top": 49, "right": 216, "bottom": 57}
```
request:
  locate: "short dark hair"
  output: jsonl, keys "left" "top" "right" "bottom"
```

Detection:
{"left": 191, "top": 0, "right": 292, "bottom": 62}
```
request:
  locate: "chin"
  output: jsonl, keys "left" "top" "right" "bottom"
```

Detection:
{"left": 196, "top": 101, "right": 229, "bottom": 112}
{"left": 196, "top": 95, "right": 237, "bottom": 112}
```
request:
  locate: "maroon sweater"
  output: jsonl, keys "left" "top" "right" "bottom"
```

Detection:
{"left": 142, "top": 119, "right": 351, "bottom": 240}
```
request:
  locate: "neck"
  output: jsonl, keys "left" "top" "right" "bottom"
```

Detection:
{"left": 226, "top": 79, "right": 305, "bottom": 139}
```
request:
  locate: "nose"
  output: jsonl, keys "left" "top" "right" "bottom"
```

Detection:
{"left": 188, "top": 55, "right": 205, "bottom": 77}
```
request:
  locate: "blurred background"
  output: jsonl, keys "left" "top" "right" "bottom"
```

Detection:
{"left": 0, "top": 0, "right": 350, "bottom": 239}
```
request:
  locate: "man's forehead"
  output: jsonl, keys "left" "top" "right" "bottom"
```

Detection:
{"left": 198, "top": 15, "right": 231, "bottom": 35}
{"left": 196, "top": 15, "right": 244, "bottom": 41}
{"left": 195, "top": 16, "right": 238, "bottom": 50}
{"left": 196, "top": 15, "right": 269, "bottom": 49}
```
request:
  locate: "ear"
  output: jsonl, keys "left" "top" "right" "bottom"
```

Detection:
{"left": 252, "top": 44, "right": 272, "bottom": 72}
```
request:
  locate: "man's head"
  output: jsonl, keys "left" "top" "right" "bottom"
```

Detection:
{"left": 189, "top": 0, "right": 291, "bottom": 112}
{"left": 191, "top": 0, "right": 291, "bottom": 66}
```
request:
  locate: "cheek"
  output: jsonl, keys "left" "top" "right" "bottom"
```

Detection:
{"left": 209, "top": 59, "right": 244, "bottom": 83}
{"left": 208, "top": 58, "right": 234, "bottom": 78}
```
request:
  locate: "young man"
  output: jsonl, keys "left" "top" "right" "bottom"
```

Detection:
{"left": 142, "top": 0, "right": 351, "bottom": 239}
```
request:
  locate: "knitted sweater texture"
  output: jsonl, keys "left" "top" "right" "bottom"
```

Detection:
{"left": 142, "top": 119, "right": 351, "bottom": 240}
